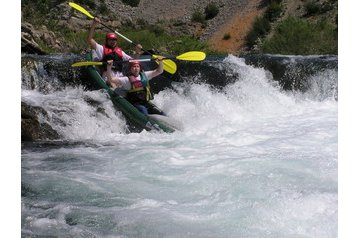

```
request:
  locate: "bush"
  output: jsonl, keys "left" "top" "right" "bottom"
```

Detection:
{"left": 148, "top": 24, "right": 165, "bottom": 36}
{"left": 191, "top": 10, "right": 206, "bottom": 24}
{"left": 122, "top": 0, "right": 140, "bottom": 7}
{"left": 304, "top": 0, "right": 320, "bottom": 16}
{"left": 245, "top": 16, "right": 271, "bottom": 48}
{"left": 222, "top": 33, "right": 231, "bottom": 40}
{"left": 264, "top": 2, "right": 283, "bottom": 22}
{"left": 205, "top": 2, "right": 219, "bottom": 20}
{"left": 261, "top": 16, "right": 337, "bottom": 55}
{"left": 260, "top": 0, "right": 283, "bottom": 7}
{"left": 98, "top": 2, "right": 109, "bottom": 14}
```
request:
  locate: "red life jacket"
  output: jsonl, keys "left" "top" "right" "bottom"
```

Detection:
{"left": 102, "top": 45, "right": 124, "bottom": 71}
{"left": 102, "top": 45, "right": 123, "bottom": 59}
{"left": 128, "top": 74, "right": 144, "bottom": 89}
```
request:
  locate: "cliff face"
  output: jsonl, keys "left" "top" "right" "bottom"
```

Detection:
{"left": 21, "top": 0, "right": 337, "bottom": 55}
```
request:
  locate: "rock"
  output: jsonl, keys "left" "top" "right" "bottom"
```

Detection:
{"left": 21, "top": 102, "right": 60, "bottom": 141}
{"left": 21, "top": 21, "right": 69, "bottom": 54}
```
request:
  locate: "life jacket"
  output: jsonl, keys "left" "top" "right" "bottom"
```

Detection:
{"left": 102, "top": 45, "right": 124, "bottom": 71}
{"left": 126, "top": 72, "right": 153, "bottom": 103}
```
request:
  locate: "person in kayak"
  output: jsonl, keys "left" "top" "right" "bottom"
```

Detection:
{"left": 87, "top": 17, "right": 142, "bottom": 76}
{"left": 104, "top": 59, "right": 166, "bottom": 116}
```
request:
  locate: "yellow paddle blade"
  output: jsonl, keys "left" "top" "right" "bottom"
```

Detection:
{"left": 163, "top": 60, "right": 177, "bottom": 74}
{"left": 176, "top": 51, "right": 206, "bottom": 61}
{"left": 68, "top": 2, "right": 94, "bottom": 19}
{"left": 71, "top": 61, "right": 103, "bottom": 67}
{"left": 153, "top": 55, "right": 177, "bottom": 74}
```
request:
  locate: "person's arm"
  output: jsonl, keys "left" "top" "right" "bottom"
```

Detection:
{"left": 87, "top": 17, "right": 101, "bottom": 50}
{"left": 103, "top": 60, "right": 123, "bottom": 88}
{"left": 122, "top": 44, "right": 144, "bottom": 60}
{"left": 146, "top": 57, "right": 164, "bottom": 79}
{"left": 133, "top": 44, "right": 143, "bottom": 58}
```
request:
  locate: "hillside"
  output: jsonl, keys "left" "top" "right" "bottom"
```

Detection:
{"left": 21, "top": 0, "right": 337, "bottom": 55}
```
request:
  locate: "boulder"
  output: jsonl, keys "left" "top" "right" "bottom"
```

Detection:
{"left": 21, "top": 102, "right": 60, "bottom": 141}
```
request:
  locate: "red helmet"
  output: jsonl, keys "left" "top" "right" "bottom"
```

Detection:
{"left": 129, "top": 61, "right": 141, "bottom": 68}
{"left": 106, "top": 32, "right": 117, "bottom": 40}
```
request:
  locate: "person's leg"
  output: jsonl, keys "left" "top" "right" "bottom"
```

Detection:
{"left": 134, "top": 104, "right": 148, "bottom": 115}
{"left": 113, "top": 88, "right": 127, "bottom": 97}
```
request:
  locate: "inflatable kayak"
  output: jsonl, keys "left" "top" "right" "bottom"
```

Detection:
{"left": 82, "top": 58, "right": 181, "bottom": 133}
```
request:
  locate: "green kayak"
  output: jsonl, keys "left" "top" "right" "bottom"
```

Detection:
{"left": 83, "top": 59, "right": 181, "bottom": 133}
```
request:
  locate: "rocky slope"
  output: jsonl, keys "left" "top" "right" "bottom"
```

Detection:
{"left": 21, "top": 0, "right": 337, "bottom": 55}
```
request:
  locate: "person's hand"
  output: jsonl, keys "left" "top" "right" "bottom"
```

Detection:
{"left": 106, "top": 60, "right": 113, "bottom": 69}
{"left": 155, "top": 56, "right": 164, "bottom": 62}
{"left": 94, "top": 17, "right": 101, "bottom": 24}
{"left": 135, "top": 44, "right": 143, "bottom": 55}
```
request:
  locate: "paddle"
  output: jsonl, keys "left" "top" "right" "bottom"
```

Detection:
{"left": 71, "top": 51, "right": 206, "bottom": 67}
{"left": 155, "top": 51, "right": 206, "bottom": 61}
{"left": 68, "top": 2, "right": 177, "bottom": 74}
{"left": 71, "top": 60, "right": 153, "bottom": 67}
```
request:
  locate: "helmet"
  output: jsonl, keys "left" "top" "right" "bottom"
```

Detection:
{"left": 129, "top": 61, "right": 141, "bottom": 68}
{"left": 106, "top": 32, "right": 117, "bottom": 40}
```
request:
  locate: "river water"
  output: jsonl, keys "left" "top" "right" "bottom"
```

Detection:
{"left": 21, "top": 54, "right": 337, "bottom": 237}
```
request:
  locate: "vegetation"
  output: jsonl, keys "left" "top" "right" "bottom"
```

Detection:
{"left": 261, "top": 16, "right": 337, "bottom": 55}
{"left": 304, "top": 1, "right": 321, "bottom": 16}
{"left": 114, "top": 30, "right": 210, "bottom": 55}
{"left": 191, "top": 9, "right": 206, "bottom": 24}
{"left": 57, "top": 27, "right": 211, "bottom": 55}
{"left": 245, "top": 0, "right": 337, "bottom": 55}
{"left": 245, "top": 16, "right": 271, "bottom": 48}
{"left": 122, "top": 0, "right": 140, "bottom": 7}
{"left": 245, "top": 0, "right": 282, "bottom": 49}
{"left": 21, "top": 0, "right": 337, "bottom": 55}
{"left": 222, "top": 33, "right": 231, "bottom": 40}
{"left": 191, "top": 2, "right": 219, "bottom": 24}
{"left": 204, "top": 2, "right": 219, "bottom": 20}
{"left": 264, "top": 1, "right": 283, "bottom": 21}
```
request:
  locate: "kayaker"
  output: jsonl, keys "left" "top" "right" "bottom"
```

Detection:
{"left": 87, "top": 17, "right": 142, "bottom": 76}
{"left": 103, "top": 59, "right": 166, "bottom": 116}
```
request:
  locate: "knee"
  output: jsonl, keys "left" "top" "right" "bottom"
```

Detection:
{"left": 135, "top": 105, "right": 148, "bottom": 115}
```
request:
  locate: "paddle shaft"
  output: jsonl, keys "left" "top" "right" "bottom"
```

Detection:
{"left": 72, "top": 57, "right": 177, "bottom": 67}
{"left": 98, "top": 22, "right": 156, "bottom": 56}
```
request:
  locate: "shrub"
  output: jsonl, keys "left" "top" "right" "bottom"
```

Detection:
{"left": 191, "top": 10, "right": 206, "bottom": 24}
{"left": 122, "top": 0, "right": 140, "bottom": 7}
{"left": 260, "top": 0, "right": 283, "bottom": 7}
{"left": 264, "top": 2, "right": 283, "bottom": 22}
{"left": 222, "top": 33, "right": 231, "bottom": 40}
{"left": 261, "top": 16, "right": 337, "bottom": 55}
{"left": 245, "top": 16, "right": 271, "bottom": 48}
{"left": 205, "top": 2, "right": 219, "bottom": 20}
{"left": 136, "top": 18, "right": 148, "bottom": 27}
{"left": 304, "top": 0, "right": 320, "bottom": 16}
{"left": 98, "top": 3, "right": 109, "bottom": 14}
{"left": 148, "top": 24, "right": 165, "bottom": 36}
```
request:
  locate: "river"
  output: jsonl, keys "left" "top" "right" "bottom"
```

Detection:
{"left": 20, "top": 53, "right": 337, "bottom": 237}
